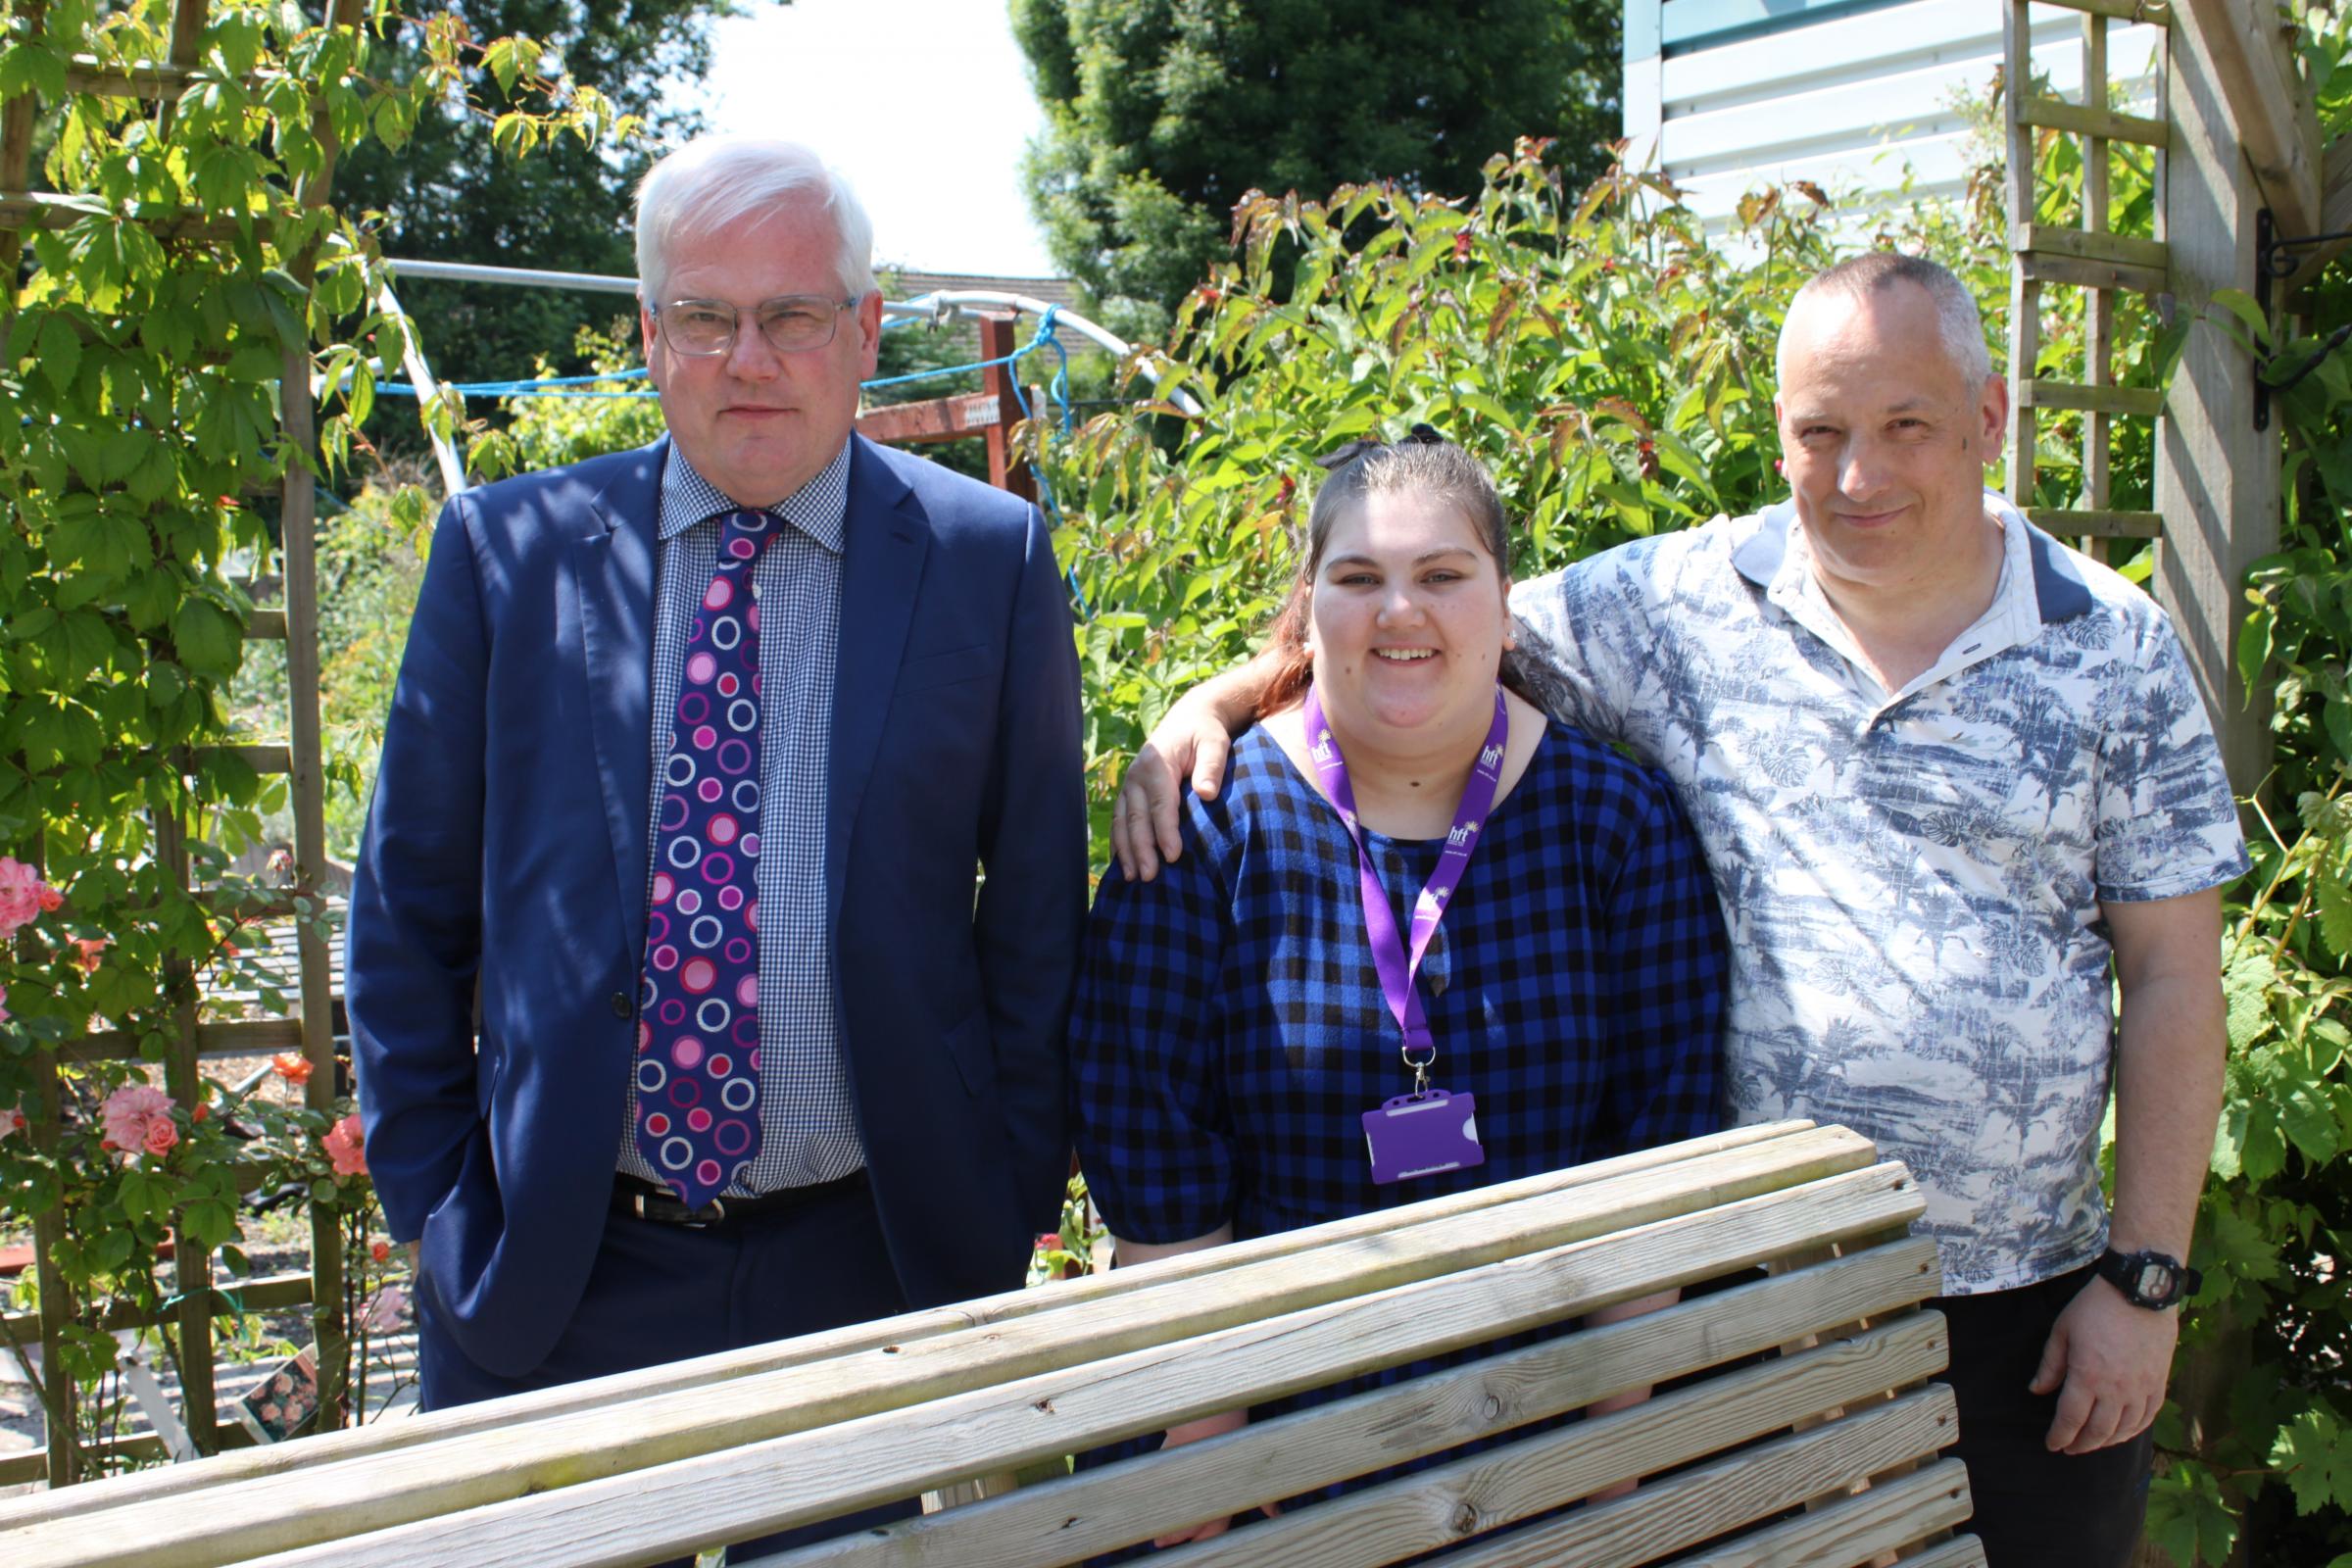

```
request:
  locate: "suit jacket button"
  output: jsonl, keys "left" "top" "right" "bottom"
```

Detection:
{"left": 611, "top": 992, "right": 633, "bottom": 1019}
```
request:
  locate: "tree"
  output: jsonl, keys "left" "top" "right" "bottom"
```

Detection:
{"left": 1011, "top": 0, "right": 1620, "bottom": 337}
{"left": 338, "top": 0, "right": 741, "bottom": 393}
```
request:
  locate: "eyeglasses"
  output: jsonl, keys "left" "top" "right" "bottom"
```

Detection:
{"left": 653, "top": 295, "right": 857, "bottom": 356}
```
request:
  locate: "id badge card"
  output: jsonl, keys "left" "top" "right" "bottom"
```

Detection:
{"left": 1362, "top": 1089, "right": 1485, "bottom": 1184}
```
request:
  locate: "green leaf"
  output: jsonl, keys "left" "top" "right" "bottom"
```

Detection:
{"left": 2144, "top": 1460, "right": 2240, "bottom": 1566}
{"left": 2271, "top": 1407, "right": 2352, "bottom": 1515}
{"left": 36, "top": 314, "right": 83, "bottom": 396}
{"left": 2278, "top": 1080, "right": 2342, "bottom": 1164}
{"left": 2317, "top": 869, "right": 2352, "bottom": 961}
{"left": 2225, "top": 954, "right": 2277, "bottom": 1051}
{"left": 172, "top": 598, "right": 243, "bottom": 679}
{"left": 2209, "top": 287, "right": 2271, "bottom": 346}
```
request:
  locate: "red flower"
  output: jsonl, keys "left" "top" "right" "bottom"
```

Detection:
{"left": 72, "top": 938, "right": 108, "bottom": 974}
{"left": 34, "top": 886, "right": 62, "bottom": 912}
{"left": 369, "top": 1240, "right": 391, "bottom": 1264}
{"left": 323, "top": 1114, "right": 368, "bottom": 1177}
{"left": 272, "top": 1054, "right": 314, "bottom": 1086}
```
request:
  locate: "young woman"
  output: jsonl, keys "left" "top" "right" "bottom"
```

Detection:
{"left": 1068, "top": 428, "right": 1733, "bottom": 1549}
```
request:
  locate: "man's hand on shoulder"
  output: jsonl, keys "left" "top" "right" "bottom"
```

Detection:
{"left": 1111, "top": 655, "right": 1284, "bottom": 881}
{"left": 2031, "top": 1275, "right": 2179, "bottom": 1454}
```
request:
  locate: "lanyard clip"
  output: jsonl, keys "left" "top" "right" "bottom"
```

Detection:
{"left": 1401, "top": 1036, "right": 1436, "bottom": 1099}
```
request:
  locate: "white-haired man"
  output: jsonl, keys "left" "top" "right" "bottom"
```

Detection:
{"left": 1116, "top": 253, "right": 2243, "bottom": 1566}
{"left": 350, "top": 138, "right": 1086, "bottom": 1541}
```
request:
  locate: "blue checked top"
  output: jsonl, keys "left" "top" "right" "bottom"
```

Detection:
{"left": 1508, "top": 491, "right": 2251, "bottom": 1293}
{"left": 615, "top": 441, "right": 861, "bottom": 1195}
{"left": 1070, "top": 719, "right": 1729, "bottom": 1248}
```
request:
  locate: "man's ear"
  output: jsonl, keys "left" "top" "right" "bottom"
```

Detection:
{"left": 1978, "top": 371, "right": 2009, "bottom": 453}
{"left": 856, "top": 291, "right": 884, "bottom": 377}
{"left": 640, "top": 302, "right": 662, "bottom": 387}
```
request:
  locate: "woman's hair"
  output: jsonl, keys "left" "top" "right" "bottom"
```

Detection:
{"left": 635, "top": 137, "right": 878, "bottom": 305}
{"left": 1256, "top": 428, "right": 1511, "bottom": 717}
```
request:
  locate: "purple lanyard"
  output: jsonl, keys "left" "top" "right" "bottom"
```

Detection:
{"left": 1300, "top": 683, "right": 1509, "bottom": 1086}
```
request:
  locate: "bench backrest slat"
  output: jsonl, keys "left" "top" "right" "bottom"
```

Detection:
{"left": 778, "top": 1243, "right": 1943, "bottom": 1568}
{"left": 0, "top": 1127, "right": 1984, "bottom": 1568}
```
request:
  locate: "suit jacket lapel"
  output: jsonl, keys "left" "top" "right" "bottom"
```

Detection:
{"left": 573, "top": 439, "right": 664, "bottom": 962}
{"left": 827, "top": 438, "right": 928, "bottom": 929}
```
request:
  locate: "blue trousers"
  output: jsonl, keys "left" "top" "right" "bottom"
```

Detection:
{"left": 418, "top": 1173, "right": 921, "bottom": 1562}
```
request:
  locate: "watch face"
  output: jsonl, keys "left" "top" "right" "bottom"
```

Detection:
{"left": 2134, "top": 1260, "right": 2176, "bottom": 1304}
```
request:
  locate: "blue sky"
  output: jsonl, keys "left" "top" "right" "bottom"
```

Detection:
{"left": 695, "top": 0, "right": 1058, "bottom": 277}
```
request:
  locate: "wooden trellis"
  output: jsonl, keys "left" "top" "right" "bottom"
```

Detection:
{"left": 2003, "top": 0, "right": 2173, "bottom": 560}
{"left": 0, "top": 0, "right": 363, "bottom": 1487}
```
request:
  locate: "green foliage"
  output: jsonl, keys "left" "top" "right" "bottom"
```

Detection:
{"left": 2160, "top": 9, "right": 2352, "bottom": 1560}
{"left": 0, "top": 0, "right": 620, "bottom": 1474}
{"left": 1037, "top": 141, "right": 1998, "bottom": 843}
{"left": 1013, "top": 0, "right": 1622, "bottom": 336}
{"left": 333, "top": 0, "right": 728, "bottom": 395}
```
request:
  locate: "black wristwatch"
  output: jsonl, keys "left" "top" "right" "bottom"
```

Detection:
{"left": 2095, "top": 1248, "right": 2201, "bottom": 1309}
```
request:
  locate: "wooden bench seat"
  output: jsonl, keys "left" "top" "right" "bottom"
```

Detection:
{"left": 0, "top": 1120, "right": 1984, "bottom": 1567}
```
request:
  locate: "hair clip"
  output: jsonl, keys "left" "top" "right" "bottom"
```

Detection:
{"left": 1401, "top": 422, "right": 1445, "bottom": 445}
{"left": 1313, "top": 437, "right": 1386, "bottom": 470}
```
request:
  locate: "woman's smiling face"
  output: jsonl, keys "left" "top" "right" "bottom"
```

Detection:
{"left": 1307, "top": 488, "right": 1511, "bottom": 744}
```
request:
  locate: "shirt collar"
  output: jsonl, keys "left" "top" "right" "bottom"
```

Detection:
{"left": 657, "top": 439, "right": 854, "bottom": 554}
{"left": 1730, "top": 488, "right": 2094, "bottom": 625}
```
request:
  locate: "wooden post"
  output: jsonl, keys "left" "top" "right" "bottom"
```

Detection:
{"left": 977, "top": 313, "right": 1037, "bottom": 502}
{"left": 0, "top": 0, "right": 43, "bottom": 366}
{"left": 2153, "top": 0, "right": 2285, "bottom": 795}
{"left": 2002, "top": 0, "right": 2042, "bottom": 513}
{"left": 29, "top": 1053, "right": 75, "bottom": 1487}
{"left": 152, "top": 805, "right": 218, "bottom": 1456}
{"left": 278, "top": 0, "right": 372, "bottom": 1433}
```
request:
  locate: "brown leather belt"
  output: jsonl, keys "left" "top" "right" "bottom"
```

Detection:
{"left": 612, "top": 1168, "right": 867, "bottom": 1229}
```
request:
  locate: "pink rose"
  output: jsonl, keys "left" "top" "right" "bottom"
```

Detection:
{"left": 71, "top": 938, "right": 108, "bottom": 975}
{"left": 142, "top": 1117, "right": 178, "bottom": 1156}
{"left": 0, "top": 858, "right": 44, "bottom": 938}
{"left": 99, "top": 1083, "right": 174, "bottom": 1158}
{"left": 322, "top": 1113, "right": 368, "bottom": 1177}
{"left": 34, "top": 885, "right": 62, "bottom": 913}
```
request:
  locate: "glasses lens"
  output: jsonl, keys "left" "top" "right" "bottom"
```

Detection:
{"left": 757, "top": 297, "right": 843, "bottom": 352}
{"left": 663, "top": 303, "right": 736, "bottom": 355}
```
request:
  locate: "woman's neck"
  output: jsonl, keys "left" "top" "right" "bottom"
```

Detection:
{"left": 1315, "top": 697, "right": 1494, "bottom": 839}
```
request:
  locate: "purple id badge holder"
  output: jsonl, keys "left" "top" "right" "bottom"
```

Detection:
{"left": 1363, "top": 1087, "right": 1484, "bottom": 1184}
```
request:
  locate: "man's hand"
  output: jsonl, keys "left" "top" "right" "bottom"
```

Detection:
{"left": 2031, "top": 1277, "right": 2179, "bottom": 1454}
{"left": 1149, "top": 1407, "right": 1280, "bottom": 1545}
{"left": 1110, "top": 697, "right": 1237, "bottom": 882}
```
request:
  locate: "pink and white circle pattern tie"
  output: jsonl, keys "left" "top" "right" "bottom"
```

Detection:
{"left": 634, "top": 509, "right": 773, "bottom": 1210}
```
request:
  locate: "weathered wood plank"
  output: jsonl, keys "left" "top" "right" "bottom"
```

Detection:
{"left": 2174, "top": 0, "right": 2320, "bottom": 237}
{"left": 2156, "top": 0, "right": 2281, "bottom": 795}
{"left": 939, "top": 1314, "right": 1956, "bottom": 1568}
{"left": 0, "top": 1122, "right": 1836, "bottom": 1526}
{"left": 2027, "top": 0, "right": 2168, "bottom": 24}
{"left": 1398, "top": 1388, "right": 1961, "bottom": 1568}
{"left": 63, "top": 1016, "right": 306, "bottom": 1063}
{"left": 2020, "top": 378, "right": 2165, "bottom": 417}
{"left": 2025, "top": 506, "right": 2166, "bottom": 538}
{"left": 2015, "top": 94, "right": 2168, "bottom": 147}
{"left": 50, "top": 1159, "right": 1922, "bottom": 1568}
{"left": 783, "top": 1241, "right": 1943, "bottom": 1568}
{"left": 1892, "top": 1535, "right": 1991, "bottom": 1566}
{"left": 0, "top": 1273, "right": 317, "bottom": 1339}
{"left": 1656, "top": 1458, "right": 1972, "bottom": 1566}
{"left": 856, "top": 391, "right": 1003, "bottom": 445}
{"left": 2017, "top": 223, "right": 2171, "bottom": 270}
{"left": 2018, "top": 249, "right": 2169, "bottom": 295}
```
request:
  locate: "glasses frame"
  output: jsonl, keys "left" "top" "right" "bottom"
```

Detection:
{"left": 653, "top": 294, "right": 859, "bottom": 357}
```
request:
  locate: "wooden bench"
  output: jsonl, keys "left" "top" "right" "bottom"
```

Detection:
{"left": 0, "top": 1120, "right": 1984, "bottom": 1567}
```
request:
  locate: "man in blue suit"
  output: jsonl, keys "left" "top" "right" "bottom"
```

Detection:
{"left": 348, "top": 136, "right": 1086, "bottom": 1446}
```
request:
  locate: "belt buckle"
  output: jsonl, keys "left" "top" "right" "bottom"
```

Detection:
{"left": 690, "top": 1196, "right": 728, "bottom": 1229}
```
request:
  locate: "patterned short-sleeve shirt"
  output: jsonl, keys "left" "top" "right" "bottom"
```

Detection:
{"left": 1508, "top": 490, "right": 2249, "bottom": 1292}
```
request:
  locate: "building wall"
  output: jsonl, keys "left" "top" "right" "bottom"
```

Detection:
{"left": 1623, "top": 0, "right": 2161, "bottom": 231}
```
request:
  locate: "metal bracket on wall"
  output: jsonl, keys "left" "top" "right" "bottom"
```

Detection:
{"left": 2254, "top": 208, "right": 2352, "bottom": 429}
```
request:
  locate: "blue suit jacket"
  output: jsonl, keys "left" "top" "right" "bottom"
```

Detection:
{"left": 348, "top": 435, "right": 1087, "bottom": 1377}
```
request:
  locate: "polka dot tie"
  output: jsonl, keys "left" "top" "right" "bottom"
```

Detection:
{"left": 634, "top": 509, "right": 774, "bottom": 1210}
